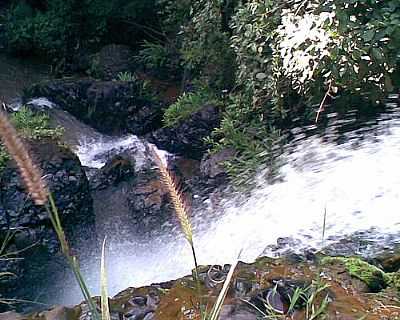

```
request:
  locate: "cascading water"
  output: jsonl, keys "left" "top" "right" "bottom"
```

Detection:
{"left": 21, "top": 95, "right": 400, "bottom": 306}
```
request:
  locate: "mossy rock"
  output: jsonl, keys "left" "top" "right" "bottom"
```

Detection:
{"left": 321, "top": 257, "right": 390, "bottom": 292}
{"left": 387, "top": 272, "right": 400, "bottom": 291}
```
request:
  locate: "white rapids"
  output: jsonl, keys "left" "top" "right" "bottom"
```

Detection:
{"left": 25, "top": 96, "right": 400, "bottom": 305}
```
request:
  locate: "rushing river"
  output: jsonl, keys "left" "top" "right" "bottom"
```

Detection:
{"left": 22, "top": 94, "right": 400, "bottom": 307}
{"left": 1, "top": 54, "right": 400, "bottom": 308}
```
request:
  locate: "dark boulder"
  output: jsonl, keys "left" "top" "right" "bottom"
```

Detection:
{"left": 0, "top": 139, "right": 95, "bottom": 298}
{"left": 90, "top": 152, "right": 174, "bottom": 241}
{"left": 146, "top": 105, "right": 220, "bottom": 160}
{"left": 25, "top": 79, "right": 163, "bottom": 135}
{"left": 91, "top": 44, "right": 136, "bottom": 80}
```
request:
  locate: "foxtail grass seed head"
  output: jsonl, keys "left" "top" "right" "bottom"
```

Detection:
{"left": 149, "top": 145, "right": 193, "bottom": 244}
{"left": 0, "top": 110, "right": 48, "bottom": 205}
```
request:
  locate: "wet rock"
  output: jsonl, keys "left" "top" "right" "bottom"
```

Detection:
{"left": 25, "top": 79, "right": 163, "bottom": 135}
{"left": 0, "top": 139, "right": 95, "bottom": 297}
{"left": 371, "top": 251, "right": 400, "bottom": 273}
{"left": 91, "top": 44, "right": 135, "bottom": 80}
{"left": 0, "top": 140, "right": 94, "bottom": 249}
{"left": 90, "top": 153, "right": 173, "bottom": 240}
{"left": 146, "top": 104, "right": 220, "bottom": 160}
{"left": 321, "top": 257, "right": 389, "bottom": 293}
{"left": 42, "top": 306, "right": 78, "bottom": 320}
{"left": 200, "top": 148, "right": 235, "bottom": 179}
{"left": 219, "top": 304, "right": 258, "bottom": 320}
{"left": 0, "top": 312, "right": 25, "bottom": 320}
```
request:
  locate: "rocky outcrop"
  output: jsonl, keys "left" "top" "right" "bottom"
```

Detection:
{"left": 24, "top": 79, "right": 163, "bottom": 135}
{"left": 0, "top": 139, "right": 95, "bottom": 296}
{"left": 3, "top": 255, "right": 400, "bottom": 319}
{"left": 146, "top": 105, "right": 220, "bottom": 160}
{"left": 90, "top": 153, "right": 174, "bottom": 241}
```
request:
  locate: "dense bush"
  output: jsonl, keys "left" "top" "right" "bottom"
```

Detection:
{"left": 4, "top": 0, "right": 157, "bottom": 65}
{"left": 211, "top": 0, "right": 400, "bottom": 183}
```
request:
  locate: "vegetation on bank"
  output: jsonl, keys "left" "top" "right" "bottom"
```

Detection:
{"left": 0, "top": 107, "right": 62, "bottom": 173}
{"left": 3, "top": 0, "right": 400, "bottom": 183}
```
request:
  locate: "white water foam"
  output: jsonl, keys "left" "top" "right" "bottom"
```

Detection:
{"left": 53, "top": 104, "right": 400, "bottom": 306}
{"left": 23, "top": 96, "right": 400, "bottom": 305}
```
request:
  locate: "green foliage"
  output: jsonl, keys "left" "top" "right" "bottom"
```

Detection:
{"left": 116, "top": 71, "right": 137, "bottom": 82}
{"left": 230, "top": 0, "right": 400, "bottom": 113}
{"left": 246, "top": 279, "right": 330, "bottom": 319}
{"left": 0, "top": 145, "right": 8, "bottom": 173}
{"left": 163, "top": 89, "right": 221, "bottom": 127}
{"left": 5, "top": 0, "right": 77, "bottom": 60}
{"left": 0, "top": 107, "right": 63, "bottom": 173}
{"left": 135, "top": 40, "right": 183, "bottom": 81}
{"left": 11, "top": 107, "right": 63, "bottom": 140}
{"left": 178, "top": 0, "right": 237, "bottom": 90}
{"left": 208, "top": 93, "right": 283, "bottom": 186}
{"left": 4, "top": 0, "right": 157, "bottom": 63}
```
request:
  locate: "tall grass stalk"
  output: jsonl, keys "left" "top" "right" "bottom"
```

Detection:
{"left": 45, "top": 194, "right": 100, "bottom": 320}
{"left": 0, "top": 110, "right": 100, "bottom": 320}
{"left": 322, "top": 207, "right": 327, "bottom": 248}
{"left": 100, "top": 237, "right": 111, "bottom": 320}
{"left": 150, "top": 144, "right": 239, "bottom": 320}
{"left": 206, "top": 259, "right": 239, "bottom": 320}
{"left": 149, "top": 146, "right": 199, "bottom": 274}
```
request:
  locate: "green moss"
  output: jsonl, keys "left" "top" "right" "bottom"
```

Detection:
{"left": 387, "top": 272, "right": 400, "bottom": 291}
{"left": 321, "top": 257, "right": 390, "bottom": 292}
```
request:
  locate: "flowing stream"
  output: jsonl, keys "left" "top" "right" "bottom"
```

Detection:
{"left": 2, "top": 54, "right": 400, "bottom": 307}
{"left": 23, "top": 95, "right": 400, "bottom": 307}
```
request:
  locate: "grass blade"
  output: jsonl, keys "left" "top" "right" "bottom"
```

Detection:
{"left": 100, "top": 237, "right": 111, "bottom": 320}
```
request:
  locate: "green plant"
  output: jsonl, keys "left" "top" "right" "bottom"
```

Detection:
{"left": 208, "top": 93, "right": 283, "bottom": 186}
{"left": 163, "top": 89, "right": 221, "bottom": 127}
{"left": 116, "top": 71, "right": 137, "bottom": 82}
{"left": 11, "top": 107, "right": 63, "bottom": 140}
{"left": 0, "top": 145, "right": 9, "bottom": 173}
{"left": 0, "top": 107, "right": 63, "bottom": 174}
{"left": 135, "top": 40, "right": 182, "bottom": 80}
{"left": 246, "top": 280, "right": 330, "bottom": 319}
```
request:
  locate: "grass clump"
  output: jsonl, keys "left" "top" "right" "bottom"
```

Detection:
{"left": 321, "top": 257, "right": 390, "bottom": 292}
{"left": 163, "top": 89, "right": 221, "bottom": 127}
{"left": 116, "top": 71, "right": 137, "bottom": 82}
{"left": 11, "top": 107, "right": 63, "bottom": 140}
{"left": 0, "top": 107, "right": 63, "bottom": 174}
{"left": 246, "top": 279, "right": 330, "bottom": 320}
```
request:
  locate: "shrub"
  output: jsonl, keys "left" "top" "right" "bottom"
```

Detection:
{"left": 11, "top": 107, "right": 63, "bottom": 140}
{"left": 135, "top": 40, "right": 182, "bottom": 80}
{"left": 178, "top": 0, "right": 237, "bottom": 91}
{"left": 163, "top": 88, "right": 222, "bottom": 127}
{"left": 0, "top": 107, "right": 63, "bottom": 173}
{"left": 116, "top": 71, "right": 137, "bottom": 82}
{"left": 4, "top": 0, "right": 158, "bottom": 64}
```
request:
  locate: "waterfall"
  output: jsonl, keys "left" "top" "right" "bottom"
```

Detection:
{"left": 24, "top": 95, "right": 400, "bottom": 306}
